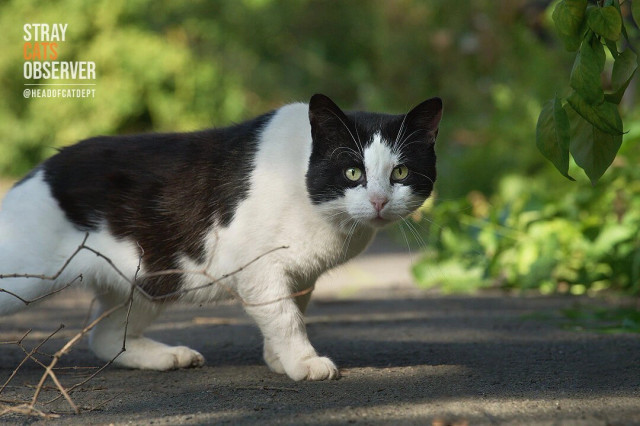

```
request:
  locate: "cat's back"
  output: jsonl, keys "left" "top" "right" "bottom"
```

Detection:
{"left": 43, "top": 111, "right": 277, "bottom": 193}
{"left": 30, "top": 110, "right": 276, "bottom": 230}
{"left": 0, "top": 106, "right": 301, "bottom": 299}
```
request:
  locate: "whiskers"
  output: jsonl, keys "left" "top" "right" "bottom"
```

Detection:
{"left": 329, "top": 145, "right": 363, "bottom": 162}
{"left": 327, "top": 109, "right": 365, "bottom": 159}
{"left": 392, "top": 108, "right": 426, "bottom": 160}
{"left": 408, "top": 169, "right": 436, "bottom": 186}
{"left": 339, "top": 219, "right": 362, "bottom": 261}
{"left": 395, "top": 215, "right": 429, "bottom": 258}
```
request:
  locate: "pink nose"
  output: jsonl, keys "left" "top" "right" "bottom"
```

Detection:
{"left": 370, "top": 197, "right": 389, "bottom": 213}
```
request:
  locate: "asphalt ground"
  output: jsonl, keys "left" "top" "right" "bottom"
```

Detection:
{"left": 1, "top": 266, "right": 639, "bottom": 425}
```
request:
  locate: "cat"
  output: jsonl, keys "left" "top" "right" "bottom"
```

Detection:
{"left": 0, "top": 94, "right": 442, "bottom": 381}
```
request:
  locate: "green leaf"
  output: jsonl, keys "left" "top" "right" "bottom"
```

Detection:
{"left": 570, "top": 38, "right": 605, "bottom": 104}
{"left": 606, "top": 49, "right": 638, "bottom": 104}
{"left": 536, "top": 97, "right": 574, "bottom": 180}
{"left": 632, "top": 0, "right": 640, "bottom": 27}
{"left": 586, "top": 5, "right": 622, "bottom": 41}
{"left": 552, "top": 0, "right": 588, "bottom": 51}
{"left": 604, "top": 39, "right": 619, "bottom": 59}
{"left": 567, "top": 106, "right": 622, "bottom": 184}
{"left": 566, "top": 91, "right": 623, "bottom": 135}
{"left": 610, "top": 0, "right": 630, "bottom": 41}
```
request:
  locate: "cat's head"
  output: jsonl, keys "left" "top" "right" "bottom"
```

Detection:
{"left": 306, "top": 93, "right": 442, "bottom": 231}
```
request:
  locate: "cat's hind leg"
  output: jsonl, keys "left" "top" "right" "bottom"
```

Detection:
{"left": 0, "top": 171, "right": 81, "bottom": 315}
{"left": 89, "top": 291, "right": 205, "bottom": 370}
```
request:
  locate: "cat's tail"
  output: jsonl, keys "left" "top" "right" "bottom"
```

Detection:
{"left": 0, "top": 171, "right": 79, "bottom": 316}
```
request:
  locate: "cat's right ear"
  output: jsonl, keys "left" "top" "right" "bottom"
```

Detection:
{"left": 405, "top": 97, "right": 443, "bottom": 143}
{"left": 308, "top": 94, "right": 350, "bottom": 142}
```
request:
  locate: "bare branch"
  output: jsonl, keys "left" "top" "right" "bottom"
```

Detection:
{"left": 1, "top": 327, "right": 62, "bottom": 394}
{"left": 0, "top": 402, "right": 60, "bottom": 419}
{"left": 136, "top": 244, "right": 290, "bottom": 302}
{"left": 0, "top": 281, "right": 76, "bottom": 307}
{"left": 0, "top": 232, "right": 90, "bottom": 307}
{"left": 0, "top": 233, "right": 89, "bottom": 281}
{"left": 0, "top": 234, "right": 306, "bottom": 418}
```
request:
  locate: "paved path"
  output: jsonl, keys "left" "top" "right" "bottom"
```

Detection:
{"left": 1, "top": 245, "right": 639, "bottom": 425}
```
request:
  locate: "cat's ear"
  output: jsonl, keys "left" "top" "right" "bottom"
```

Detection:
{"left": 308, "top": 94, "right": 350, "bottom": 142}
{"left": 405, "top": 97, "right": 443, "bottom": 143}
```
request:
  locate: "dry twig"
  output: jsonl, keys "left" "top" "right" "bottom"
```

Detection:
{"left": 1, "top": 233, "right": 300, "bottom": 418}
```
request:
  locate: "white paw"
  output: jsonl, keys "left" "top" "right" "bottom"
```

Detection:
{"left": 288, "top": 356, "right": 340, "bottom": 381}
{"left": 166, "top": 346, "right": 206, "bottom": 369}
{"left": 263, "top": 344, "right": 285, "bottom": 374}
{"left": 105, "top": 339, "right": 205, "bottom": 371}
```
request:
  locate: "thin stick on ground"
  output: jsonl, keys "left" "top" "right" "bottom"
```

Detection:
{"left": 1, "top": 233, "right": 304, "bottom": 418}
{"left": 0, "top": 327, "right": 62, "bottom": 394}
{"left": 28, "top": 300, "right": 131, "bottom": 414}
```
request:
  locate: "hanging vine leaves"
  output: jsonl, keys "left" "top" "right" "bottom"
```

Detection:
{"left": 536, "top": 0, "right": 637, "bottom": 184}
{"left": 567, "top": 92, "right": 623, "bottom": 135}
{"left": 607, "top": 49, "right": 638, "bottom": 104}
{"left": 536, "top": 97, "right": 573, "bottom": 180}
{"left": 552, "top": 0, "right": 588, "bottom": 51}
{"left": 567, "top": 106, "right": 622, "bottom": 185}
{"left": 570, "top": 36, "right": 605, "bottom": 104}
{"left": 633, "top": 0, "right": 640, "bottom": 26}
{"left": 586, "top": 5, "right": 622, "bottom": 41}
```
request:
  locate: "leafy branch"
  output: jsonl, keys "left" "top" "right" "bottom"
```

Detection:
{"left": 536, "top": 0, "right": 638, "bottom": 184}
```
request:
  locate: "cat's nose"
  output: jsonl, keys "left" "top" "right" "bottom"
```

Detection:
{"left": 370, "top": 196, "right": 388, "bottom": 213}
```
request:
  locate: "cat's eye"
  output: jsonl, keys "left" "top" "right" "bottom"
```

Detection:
{"left": 344, "top": 167, "right": 363, "bottom": 182}
{"left": 392, "top": 165, "right": 409, "bottom": 181}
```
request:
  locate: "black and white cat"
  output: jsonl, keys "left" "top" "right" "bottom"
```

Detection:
{"left": 0, "top": 94, "right": 442, "bottom": 381}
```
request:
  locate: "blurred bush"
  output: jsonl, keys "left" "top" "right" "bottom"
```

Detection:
{"left": 2, "top": 0, "right": 638, "bottom": 295}
{"left": 413, "top": 136, "right": 640, "bottom": 295}
{"left": 1, "top": 0, "right": 567, "bottom": 199}
{"left": 410, "top": 1, "right": 640, "bottom": 296}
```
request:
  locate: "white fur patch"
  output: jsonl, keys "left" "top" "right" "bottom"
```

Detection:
{"left": 341, "top": 133, "right": 417, "bottom": 227}
{"left": 0, "top": 171, "right": 141, "bottom": 315}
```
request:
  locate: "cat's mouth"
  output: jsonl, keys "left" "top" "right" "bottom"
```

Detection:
{"left": 369, "top": 216, "right": 391, "bottom": 228}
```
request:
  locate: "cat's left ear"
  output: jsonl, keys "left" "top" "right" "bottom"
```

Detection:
{"left": 405, "top": 97, "right": 443, "bottom": 143}
{"left": 308, "top": 94, "right": 350, "bottom": 143}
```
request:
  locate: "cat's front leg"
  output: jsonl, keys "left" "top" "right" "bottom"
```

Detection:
{"left": 263, "top": 291, "right": 313, "bottom": 375}
{"left": 244, "top": 279, "right": 339, "bottom": 381}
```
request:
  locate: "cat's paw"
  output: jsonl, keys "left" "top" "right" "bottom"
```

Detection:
{"left": 288, "top": 356, "right": 340, "bottom": 381}
{"left": 110, "top": 341, "right": 205, "bottom": 371}
{"left": 263, "top": 344, "right": 285, "bottom": 374}
{"left": 166, "top": 345, "right": 206, "bottom": 369}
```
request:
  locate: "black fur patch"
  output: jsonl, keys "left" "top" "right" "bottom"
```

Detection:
{"left": 306, "top": 94, "right": 442, "bottom": 204}
{"left": 43, "top": 112, "right": 274, "bottom": 297}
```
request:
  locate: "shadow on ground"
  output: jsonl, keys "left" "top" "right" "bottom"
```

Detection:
{"left": 1, "top": 293, "right": 639, "bottom": 424}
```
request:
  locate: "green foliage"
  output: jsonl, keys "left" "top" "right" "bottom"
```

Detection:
{"left": 536, "top": 96, "right": 572, "bottom": 179}
{"left": 567, "top": 103, "right": 622, "bottom": 185}
{"left": 587, "top": 5, "right": 622, "bottom": 41}
{"left": 2, "top": 1, "right": 638, "bottom": 298}
{"left": 413, "top": 155, "right": 640, "bottom": 295}
{"left": 537, "top": 0, "right": 638, "bottom": 184}
{"left": 553, "top": 0, "right": 588, "bottom": 51}
{"left": 1, "top": 0, "right": 572, "bottom": 204}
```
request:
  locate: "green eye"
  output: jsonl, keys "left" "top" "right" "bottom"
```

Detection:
{"left": 392, "top": 165, "right": 409, "bottom": 181}
{"left": 345, "top": 167, "right": 363, "bottom": 182}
